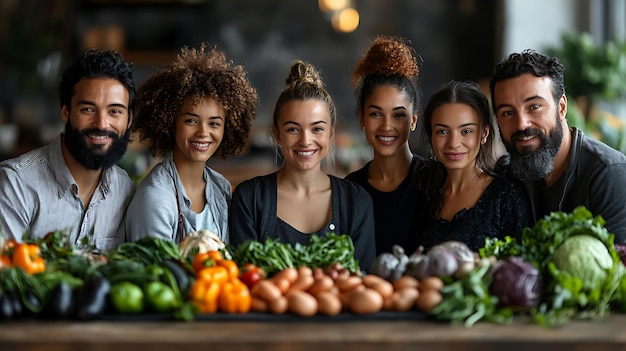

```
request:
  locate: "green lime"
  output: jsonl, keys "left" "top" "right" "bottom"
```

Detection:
{"left": 110, "top": 281, "right": 144, "bottom": 314}
{"left": 143, "top": 281, "right": 179, "bottom": 313}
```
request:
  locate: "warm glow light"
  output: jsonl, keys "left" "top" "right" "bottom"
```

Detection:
{"left": 319, "top": 0, "right": 349, "bottom": 12}
{"left": 332, "top": 7, "right": 359, "bottom": 33}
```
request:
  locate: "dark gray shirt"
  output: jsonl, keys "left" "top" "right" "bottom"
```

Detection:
{"left": 0, "top": 134, "right": 136, "bottom": 252}
{"left": 521, "top": 128, "right": 626, "bottom": 244}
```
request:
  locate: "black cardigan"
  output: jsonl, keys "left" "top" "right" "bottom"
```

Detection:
{"left": 229, "top": 172, "right": 376, "bottom": 272}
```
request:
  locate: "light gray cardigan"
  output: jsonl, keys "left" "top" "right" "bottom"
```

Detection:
{"left": 125, "top": 153, "right": 231, "bottom": 244}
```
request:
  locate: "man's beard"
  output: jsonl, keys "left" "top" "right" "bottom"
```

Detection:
{"left": 63, "top": 120, "right": 130, "bottom": 170}
{"left": 505, "top": 119, "right": 563, "bottom": 181}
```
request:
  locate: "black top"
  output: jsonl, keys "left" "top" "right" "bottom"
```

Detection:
{"left": 345, "top": 154, "right": 432, "bottom": 256}
{"left": 418, "top": 174, "right": 532, "bottom": 252}
{"left": 229, "top": 172, "right": 376, "bottom": 272}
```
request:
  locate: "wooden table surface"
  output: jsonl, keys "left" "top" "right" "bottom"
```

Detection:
{"left": 2, "top": 313, "right": 626, "bottom": 351}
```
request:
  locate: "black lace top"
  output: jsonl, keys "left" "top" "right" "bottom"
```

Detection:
{"left": 418, "top": 174, "right": 532, "bottom": 253}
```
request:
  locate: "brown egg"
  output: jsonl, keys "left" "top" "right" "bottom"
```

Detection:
{"left": 287, "top": 290, "right": 318, "bottom": 317}
{"left": 268, "top": 295, "right": 289, "bottom": 314}
{"left": 315, "top": 291, "right": 342, "bottom": 316}
{"left": 418, "top": 276, "right": 444, "bottom": 292}
{"left": 308, "top": 275, "right": 334, "bottom": 295}
{"left": 415, "top": 289, "right": 442, "bottom": 312}
{"left": 272, "top": 268, "right": 299, "bottom": 284}
{"left": 336, "top": 275, "right": 363, "bottom": 292}
{"left": 252, "top": 280, "right": 282, "bottom": 302}
{"left": 289, "top": 274, "right": 315, "bottom": 292}
{"left": 251, "top": 296, "right": 268, "bottom": 312}
{"left": 273, "top": 277, "right": 291, "bottom": 294}
{"left": 348, "top": 288, "right": 384, "bottom": 314}
{"left": 391, "top": 287, "right": 419, "bottom": 312}
{"left": 362, "top": 275, "right": 394, "bottom": 300}
{"left": 393, "top": 276, "right": 420, "bottom": 290}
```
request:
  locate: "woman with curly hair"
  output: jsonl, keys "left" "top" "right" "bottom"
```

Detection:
{"left": 229, "top": 60, "right": 376, "bottom": 272}
{"left": 345, "top": 35, "right": 433, "bottom": 256}
{"left": 125, "top": 43, "right": 258, "bottom": 244}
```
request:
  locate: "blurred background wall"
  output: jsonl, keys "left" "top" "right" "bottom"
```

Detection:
{"left": 0, "top": 0, "right": 624, "bottom": 185}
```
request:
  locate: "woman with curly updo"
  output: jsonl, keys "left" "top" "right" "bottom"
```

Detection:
{"left": 229, "top": 60, "right": 375, "bottom": 272}
{"left": 125, "top": 44, "right": 258, "bottom": 244}
{"left": 345, "top": 35, "right": 433, "bottom": 256}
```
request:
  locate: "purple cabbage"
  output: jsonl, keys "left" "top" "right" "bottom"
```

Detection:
{"left": 489, "top": 256, "right": 543, "bottom": 309}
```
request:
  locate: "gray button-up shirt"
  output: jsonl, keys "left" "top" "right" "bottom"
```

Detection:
{"left": 0, "top": 134, "right": 136, "bottom": 252}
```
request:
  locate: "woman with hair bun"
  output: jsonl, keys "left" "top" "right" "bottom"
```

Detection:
{"left": 346, "top": 35, "right": 432, "bottom": 256}
{"left": 229, "top": 60, "right": 376, "bottom": 272}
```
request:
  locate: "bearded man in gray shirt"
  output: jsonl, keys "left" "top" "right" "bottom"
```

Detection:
{"left": 0, "top": 49, "right": 136, "bottom": 252}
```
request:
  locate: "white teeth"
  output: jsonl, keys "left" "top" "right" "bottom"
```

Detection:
{"left": 378, "top": 136, "right": 394, "bottom": 142}
{"left": 519, "top": 136, "right": 534, "bottom": 141}
{"left": 296, "top": 151, "right": 315, "bottom": 156}
{"left": 191, "top": 142, "right": 209, "bottom": 147}
{"left": 89, "top": 135, "right": 108, "bottom": 140}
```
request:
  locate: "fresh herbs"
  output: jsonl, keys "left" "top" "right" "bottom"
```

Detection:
{"left": 227, "top": 232, "right": 359, "bottom": 275}
{"left": 106, "top": 236, "right": 184, "bottom": 265}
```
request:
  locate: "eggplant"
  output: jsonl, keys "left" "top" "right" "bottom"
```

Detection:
{"left": 162, "top": 259, "right": 190, "bottom": 294}
{"left": 76, "top": 274, "right": 111, "bottom": 320}
{"left": 0, "top": 291, "right": 15, "bottom": 320}
{"left": 21, "top": 290, "right": 43, "bottom": 317}
{"left": 45, "top": 282, "right": 75, "bottom": 319}
{"left": 6, "top": 291, "right": 22, "bottom": 318}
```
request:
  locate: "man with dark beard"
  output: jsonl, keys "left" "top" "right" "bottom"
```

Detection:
{"left": 0, "top": 49, "right": 136, "bottom": 252}
{"left": 490, "top": 49, "right": 626, "bottom": 244}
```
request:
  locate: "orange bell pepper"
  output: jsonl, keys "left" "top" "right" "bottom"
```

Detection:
{"left": 217, "top": 259, "right": 239, "bottom": 281}
{"left": 0, "top": 254, "right": 11, "bottom": 268}
{"left": 196, "top": 266, "right": 229, "bottom": 284}
{"left": 192, "top": 252, "right": 215, "bottom": 273}
{"left": 189, "top": 279, "right": 222, "bottom": 314}
{"left": 12, "top": 243, "right": 46, "bottom": 275}
{"left": 218, "top": 278, "right": 252, "bottom": 314}
{"left": 207, "top": 250, "right": 224, "bottom": 262}
{"left": 192, "top": 250, "right": 225, "bottom": 273}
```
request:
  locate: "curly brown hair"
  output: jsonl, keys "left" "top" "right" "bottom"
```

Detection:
{"left": 352, "top": 35, "right": 422, "bottom": 114}
{"left": 133, "top": 43, "right": 258, "bottom": 159}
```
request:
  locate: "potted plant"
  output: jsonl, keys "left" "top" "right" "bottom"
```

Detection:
{"left": 545, "top": 31, "right": 626, "bottom": 153}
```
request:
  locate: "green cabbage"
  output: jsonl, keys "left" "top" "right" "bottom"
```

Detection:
{"left": 552, "top": 235, "right": 614, "bottom": 290}
{"left": 519, "top": 206, "right": 625, "bottom": 326}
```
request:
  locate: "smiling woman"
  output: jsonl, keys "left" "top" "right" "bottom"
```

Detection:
{"left": 125, "top": 43, "right": 258, "bottom": 245}
{"left": 416, "top": 80, "right": 531, "bottom": 252}
{"left": 345, "top": 35, "right": 431, "bottom": 257}
{"left": 228, "top": 60, "right": 376, "bottom": 273}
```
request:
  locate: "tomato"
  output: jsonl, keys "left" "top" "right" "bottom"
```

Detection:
{"left": 239, "top": 264, "right": 265, "bottom": 289}
{"left": 144, "top": 281, "right": 179, "bottom": 313}
{"left": 110, "top": 281, "right": 144, "bottom": 314}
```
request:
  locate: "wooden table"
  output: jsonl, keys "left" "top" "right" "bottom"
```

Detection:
{"left": 2, "top": 313, "right": 626, "bottom": 351}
